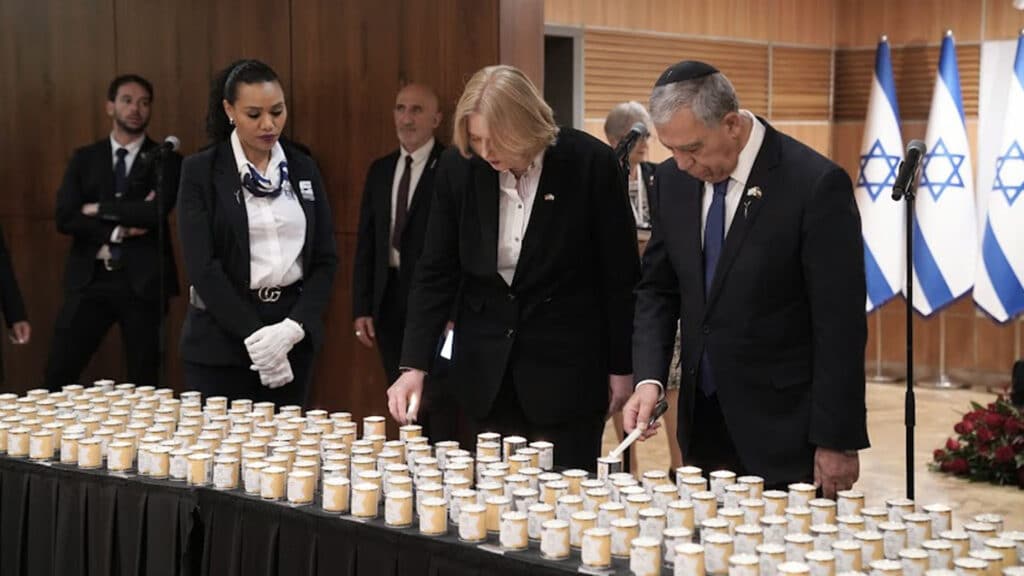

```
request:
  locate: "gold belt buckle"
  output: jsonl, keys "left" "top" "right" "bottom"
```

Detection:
{"left": 257, "top": 286, "right": 281, "bottom": 303}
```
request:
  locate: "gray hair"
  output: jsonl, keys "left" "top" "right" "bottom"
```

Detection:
{"left": 648, "top": 72, "right": 739, "bottom": 127}
{"left": 603, "top": 101, "right": 652, "bottom": 144}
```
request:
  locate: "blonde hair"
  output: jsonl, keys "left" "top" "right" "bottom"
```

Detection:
{"left": 452, "top": 65, "right": 558, "bottom": 160}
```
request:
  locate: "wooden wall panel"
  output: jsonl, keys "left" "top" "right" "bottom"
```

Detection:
{"left": 834, "top": 44, "right": 980, "bottom": 121}
{"left": 583, "top": 30, "right": 769, "bottom": 121}
{"left": 770, "top": 47, "right": 833, "bottom": 120}
{"left": 501, "top": 0, "right": 545, "bottom": 88}
{"left": 545, "top": 0, "right": 836, "bottom": 46}
{"left": 771, "top": 122, "right": 832, "bottom": 157}
{"left": 835, "top": 0, "right": 983, "bottom": 48}
{"left": 985, "top": 1, "right": 1024, "bottom": 40}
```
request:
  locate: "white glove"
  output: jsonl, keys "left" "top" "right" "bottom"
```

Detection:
{"left": 244, "top": 318, "right": 305, "bottom": 368}
{"left": 256, "top": 357, "right": 294, "bottom": 389}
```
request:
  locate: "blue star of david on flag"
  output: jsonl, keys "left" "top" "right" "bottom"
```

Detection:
{"left": 993, "top": 140, "right": 1024, "bottom": 206}
{"left": 856, "top": 140, "right": 901, "bottom": 202}
{"left": 920, "top": 138, "right": 966, "bottom": 202}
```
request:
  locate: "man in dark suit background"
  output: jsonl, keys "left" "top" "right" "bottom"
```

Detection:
{"left": 623, "top": 61, "right": 868, "bottom": 496}
{"left": 352, "top": 83, "right": 444, "bottom": 386}
{"left": 45, "top": 74, "right": 181, "bottom": 389}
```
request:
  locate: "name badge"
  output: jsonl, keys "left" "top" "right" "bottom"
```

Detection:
{"left": 299, "top": 180, "right": 314, "bottom": 201}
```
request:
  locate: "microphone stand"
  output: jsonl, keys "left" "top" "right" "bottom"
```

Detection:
{"left": 152, "top": 151, "right": 167, "bottom": 389}
{"left": 891, "top": 168, "right": 917, "bottom": 500}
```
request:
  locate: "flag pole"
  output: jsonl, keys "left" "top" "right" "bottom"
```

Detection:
{"left": 867, "top": 310, "right": 902, "bottom": 383}
{"left": 919, "top": 313, "right": 969, "bottom": 389}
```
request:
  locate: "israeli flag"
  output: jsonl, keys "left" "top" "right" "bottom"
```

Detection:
{"left": 974, "top": 31, "right": 1024, "bottom": 322}
{"left": 912, "top": 31, "right": 976, "bottom": 316}
{"left": 854, "top": 37, "right": 904, "bottom": 312}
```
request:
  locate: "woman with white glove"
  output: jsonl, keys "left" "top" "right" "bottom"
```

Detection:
{"left": 177, "top": 59, "right": 337, "bottom": 406}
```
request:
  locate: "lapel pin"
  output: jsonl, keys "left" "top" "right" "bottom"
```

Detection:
{"left": 544, "top": 193, "right": 555, "bottom": 201}
{"left": 743, "top": 186, "right": 762, "bottom": 218}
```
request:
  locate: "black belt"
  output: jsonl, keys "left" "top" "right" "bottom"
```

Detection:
{"left": 189, "top": 283, "right": 302, "bottom": 310}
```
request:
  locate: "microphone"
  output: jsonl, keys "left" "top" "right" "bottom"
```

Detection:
{"left": 892, "top": 140, "right": 926, "bottom": 200}
{"left": 614, "top": 122, "right": 649, "bottom": 165}
{"left": 139, "top": 136, "right": 180, "bottom": 163}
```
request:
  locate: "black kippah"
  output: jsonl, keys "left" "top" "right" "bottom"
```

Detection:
{"left": 654, "top": 60, "right": 719, "bottom": 87}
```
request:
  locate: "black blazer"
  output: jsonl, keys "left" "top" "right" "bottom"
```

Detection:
{"left": 352, "top": 141, "right": 445, "bottom": 319}
{"left": 401, "top": 128, "right": 640, "bottom": 426}
{"left": 0, "top": 225, "right": 26, "bottom": 382}
{"left": 177, "top": 141, "right": 338, "bottom": 366}
{"left": 633, "top": 119, "right": 869, "bottom": 484}
{"left": 55, "top": 137, "right": 182, "bottom": 301}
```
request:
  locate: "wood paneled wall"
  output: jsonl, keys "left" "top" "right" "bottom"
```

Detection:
{"left": 0, "top": 0, "right": 512, "bottom": 422}
{"left": 548, "top": 0, "right": 836, "bottom": 162}
{"left": 549, "top": 0, "right": 1024, "bottom": 379}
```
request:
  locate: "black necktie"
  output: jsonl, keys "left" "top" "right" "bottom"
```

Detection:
{"left": 114, "top": 148, "right": 128, "bottom": 199}
{"left": 392, "top": 155, "right": 413, "bottom": 252}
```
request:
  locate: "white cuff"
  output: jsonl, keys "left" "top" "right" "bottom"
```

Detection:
{"left": 110, "top": 226, "right": 124, "bottom": 243}
{"left": 635, "top": 379, "right": 665, "bottom": 399}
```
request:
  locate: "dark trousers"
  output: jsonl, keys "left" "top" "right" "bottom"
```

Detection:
{"left": 686, "top": 391, "right": 744, "bottom": 474}
{"left": 466, "top": 373, "right": 605, "bottom": 472}
{"left": 183, "top": 283, "right": 313, "bottom": 407}
{"left": 184, "top": 338, "right": 314, "bottom": 408}
{"left": 686, "top": 390, "right": 812, "bottom": 490}
{"left": 45, "top": 263, "right": 161, "bottom": 389}
{"left": 377, "top": 267, "right": 462, "bottom": 442}
{"left": 374, "top": 268, "right": 406, "bottom": 385}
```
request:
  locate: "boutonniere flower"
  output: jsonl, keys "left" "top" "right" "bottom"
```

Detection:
{"left": 743, "top": 186, "right": 762, "bottom": 218}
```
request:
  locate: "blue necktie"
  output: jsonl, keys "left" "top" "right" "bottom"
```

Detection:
{"left": 699, "top": 178, "right": 729, "bottom": 396}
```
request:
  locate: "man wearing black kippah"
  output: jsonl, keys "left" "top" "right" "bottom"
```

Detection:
{"left": 623, "top": 61, "right": 869, "bottom": 496}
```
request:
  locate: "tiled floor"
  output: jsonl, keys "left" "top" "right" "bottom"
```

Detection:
{"left": 603, "top": 383, "right": 1023, "bottom": 531}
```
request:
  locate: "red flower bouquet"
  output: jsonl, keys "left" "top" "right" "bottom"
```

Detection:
{"left": 931, "top": 396, "right": 1024, "bottom": 488}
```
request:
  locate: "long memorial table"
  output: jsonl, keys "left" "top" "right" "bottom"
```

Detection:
{"left": 0, "top": 456, "right": 648, "bottom": 576}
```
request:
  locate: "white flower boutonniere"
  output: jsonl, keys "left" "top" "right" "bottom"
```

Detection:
{"left": 743, "top": 186, "right": 762, "bottom": 218}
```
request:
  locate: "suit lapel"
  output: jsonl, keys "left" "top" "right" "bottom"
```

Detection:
{"left": 128, "top": 138, "right": 156, "bottom": 181}
{"left": 99, "top": 140, "right": 115, "bottom": 200}
{"left": 213, "top": 143, "right": 251, "bottom": 270}
{"left": 285, "top": 148, "right": 315, "bottom": 268}
{"left": 512, "top": 145, "right": 562, "bottom": 288}
{"left": 705, "top": 122, "right": 780, "bottom": 313}
{"left": 474, "top": 158, "right": 499, "bottom": 275}
{"left": 405, "top": 142, "right": 442, "bottom": 221}
{"left": 379, "top": 153, "right": 398, "bottom": 239}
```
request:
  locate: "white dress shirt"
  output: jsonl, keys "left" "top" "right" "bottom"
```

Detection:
{"left": 97, "top": 133, "right": 146, "bottom": 259}
{"left": 497, "top": 151, "right": 545, "bottom": 286}
{"left": 389, "top": 138, "right": 435, "bottom": 267}
{"left": 109, "top": 133, "right": 145, "bottom": 174}
{"left": 230, "top": 130, "right": 306, "bottom": 289}
{"left": 700, "top": 110, "right": 765, "bottom": 247}
{"left": 636, "top": 110, "right": 765, "bottom": 395}
{"left": 629, "top": 164, "right": 650, "bottom": 228}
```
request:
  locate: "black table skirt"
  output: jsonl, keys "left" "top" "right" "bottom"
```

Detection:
{"left": 0, "top": 456, "right": 653, "bottom": 576}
